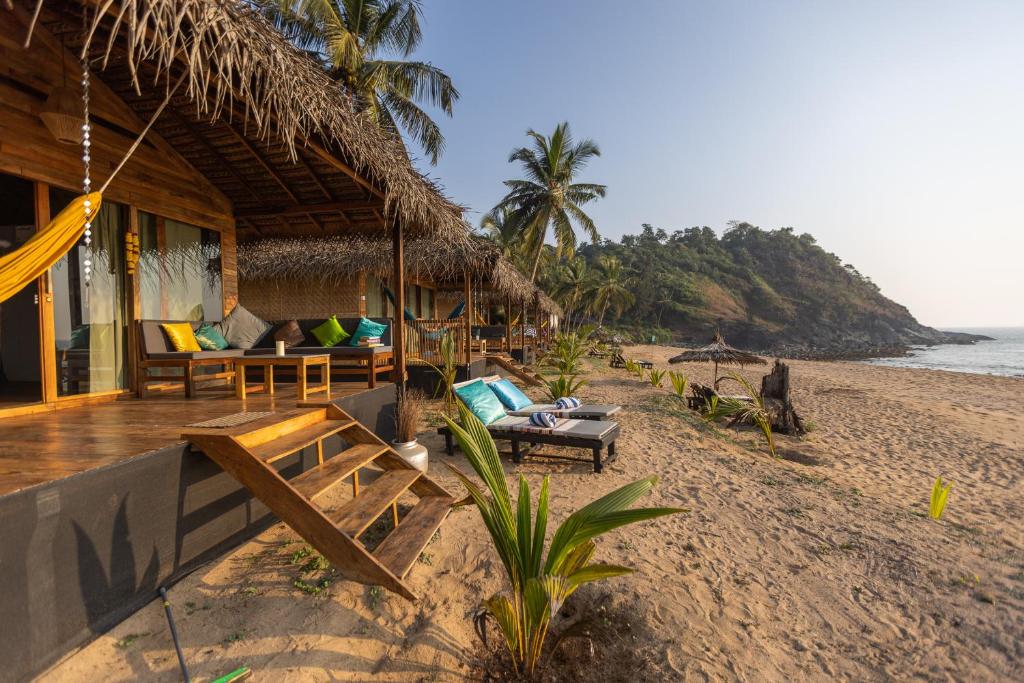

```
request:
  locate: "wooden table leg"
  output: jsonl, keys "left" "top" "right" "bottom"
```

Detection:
{"left": 264, "top": 363, "right": 275, "bottom": 395}
{"left": 297, "top": 362, "right": 308, "bottom": 401}
{"left": 323, "top": 360, "right": 331, "bottom": 400}
{"left": 235, "top": 363, "right": 247, "bottom": 400}
{"left": 368, "top": 358, "right": 376, "bottom": 388}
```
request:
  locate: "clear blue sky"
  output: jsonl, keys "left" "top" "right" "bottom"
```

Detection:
{"left": 412, "top": 0, "right": 1024, "bottom": 328}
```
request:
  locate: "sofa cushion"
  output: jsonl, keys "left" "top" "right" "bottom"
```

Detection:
{"left": 218, "top": 304, "right": 271, "bottom": 350}
{"left": 194, "top": 322, "right": 229, "bottom": 351}
{"left": 348, "top": 317, "right": 388, "bottom": 346}
{"left": 274, "top": 319, "right": 306, "bottom": 348}
{"left": 310, "top": 315, "right": 350, "bottom": 347}
{"left": 161, "top": 322, "right": 202, "bottom": 352}
{"left": 489, "top": 378, "right": 534, "bottom": 411}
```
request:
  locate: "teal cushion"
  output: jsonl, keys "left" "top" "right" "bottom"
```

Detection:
{"left": 310, "top": 315, "right": 349, "bottom": 347}
{"left": 194, "top": 323, "right": 229, "bottom": 351}
{"left": 348, "top": 317, "right": 388, "bottom": 346}
{"left": 488, "top": 378, "right": 533, "bottom": 411}
{"left": 454, "top": 380, "right": 507, "bottom": 425}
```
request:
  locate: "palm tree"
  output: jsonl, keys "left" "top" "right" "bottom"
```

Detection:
{"left": 551, "top": 256, "right": 593, "bottom": 317}
{"left": 497, "top": 122, "right": 606, "bottom": 282}
{"left": 268, "top": 0, "right": 459, "bottom": 164}
{"left": 589, "top": 256, "right": 634, "bottom": 326}
{"left": 480, "top": 206, "right": 524, "bottom": 263}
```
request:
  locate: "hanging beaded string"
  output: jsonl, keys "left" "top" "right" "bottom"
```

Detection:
{"left": 80, "top": 14, "right": 93, "bottom": 287}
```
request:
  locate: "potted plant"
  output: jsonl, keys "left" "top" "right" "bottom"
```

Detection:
{"left": 393, "top": 387, "right": 428, "bottom": 471}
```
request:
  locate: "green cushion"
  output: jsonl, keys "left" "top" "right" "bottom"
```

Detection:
{"left": 454, "top": 380, "right": 507, "bottom": 426}
{"left": 194, "top": 323, "right": 229, "bottom": 351}
{"left": 348, "top": 317, "right": 388, "bottom": 346}
{"left": 310, "top": 315, "right": 350, "bottom": 347}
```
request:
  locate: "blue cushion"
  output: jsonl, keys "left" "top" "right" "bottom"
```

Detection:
{"left": 454, "top": 380, "right": 507, "bottom": 425}
{"left": 348, "top": 317, "right": 388, "bottom": 346}
{"left": 489, "top": 378, "right": 533, "bottom": 411}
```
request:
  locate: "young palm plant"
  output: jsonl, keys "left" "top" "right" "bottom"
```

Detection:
{"left": 414, "top": 331, "right": 458, "bottom": 415}
{"left": 443, "top": 404, "right": 683, "bottom": 675}
{"left": 668, "top": 370, "right": 688, "bottom": 398}
{"left": 713, "top": 373, "right": 777, "bottom": 458}
{"left": 543, "top": 374, "right": 586, "bottom": 402}
{"left": 648, "top": 368, "right": 665, "bottom": 388}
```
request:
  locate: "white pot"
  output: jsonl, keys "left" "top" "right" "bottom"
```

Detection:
{"left": 391, "top": 439, "right": 429, "bottom": 472}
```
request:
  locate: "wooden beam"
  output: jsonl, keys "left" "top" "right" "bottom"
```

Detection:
{"left": 222, "top": 122, "right": 300, "bottom": 203}
{"left": 464, "top": 276, "right": 472, "bottom": 366}
{"left": 391, "top": 220, "right": 406, "bottom": 385}
{"left": 305, "top": 137, "right": 387, "bottom": 201}
{"left": 235, "top": 199, "right": 385, "bottom": 219}
{"left": 296, "top": 150, "right": 334, "bottom": 201}
{"left": 520, "top": 300, "right": 526, "bottom": 350}
{"left": 166, "top": 108, "right": 265, "bottom": 205}
{"left": 505, "top": 295, "right": 512, "bottom": 354}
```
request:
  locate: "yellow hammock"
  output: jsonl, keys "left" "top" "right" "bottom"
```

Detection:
{"left": 0, "top": 192, "right": 102, "bottom": 303}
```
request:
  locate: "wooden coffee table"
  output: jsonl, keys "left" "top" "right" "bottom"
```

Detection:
{"left": 234, "top": 354, "right": 331, "bottom": 401}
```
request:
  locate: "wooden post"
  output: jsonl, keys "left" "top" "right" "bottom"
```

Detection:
{"left": 505, "top": 295, "right": 513, "bottom": 353}
{"left": 34, "top": 182, "right": 57, "bottom": 404}
{"left": 391, "top": 221, "right": 406, "bottom": 385}
{"left": 519, "top": 301, "right": 526, "bottom": 351}
{"left": 357, "top": 271, "right": 367, "bottom": 316}
{"left": 463, "top": 275, "right": 472, "bottom": 366}
{"left": 127, "top": 206, "right": 142, "bottom": 396}
{"left": 532, "top": 299, "right": 540, "bottom": 349}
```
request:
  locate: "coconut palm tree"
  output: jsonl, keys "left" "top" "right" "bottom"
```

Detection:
{"left": 589, "top": 256, "right": 634, "bottom": 326}
{"left": 479, "top": 206, "right": 524, "bottom": 263}
{"left": 551, "top": 256, "right": 593, "bottom": 317}
{"left": 268, "top": 0, "right": 459, "bottom": 164}
{"left": 497, "top": 122, "right": 606, "bottom": 282}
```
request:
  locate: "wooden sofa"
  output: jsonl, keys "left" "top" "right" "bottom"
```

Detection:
{"left": 249, "top": 318, "right": 395, "bottom": 388}
{"left": 137, "top": 320, "right": 241, "bottom": 397}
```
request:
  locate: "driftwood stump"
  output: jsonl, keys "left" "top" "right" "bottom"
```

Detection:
{"left": 760, "top": 360, "right": 805, "bottom": 435}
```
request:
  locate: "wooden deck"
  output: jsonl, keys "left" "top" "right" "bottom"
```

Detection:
{"left": 0, "top": 382, "right": 392, "bottom": 497}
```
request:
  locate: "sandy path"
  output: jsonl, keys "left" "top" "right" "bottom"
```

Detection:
{"left": 42, "top": 347, "right": 1024, "bottom": 681}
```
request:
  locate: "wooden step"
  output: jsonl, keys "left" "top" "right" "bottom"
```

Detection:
{"left": 373, "top": 495, "right": 454, "bottom": 578}
{"left": 331, "top": 469, "right": 421, "bottom": 537}
{"left": 289, "top": 443, "right": 388, "bottom": 500}
{"left": 249, "top": 419, "right": 355, "bottom": 463}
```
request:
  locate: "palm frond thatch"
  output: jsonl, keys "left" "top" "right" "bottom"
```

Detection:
{"left": 15, "top": 0, "right": 468, "bottom": 241}
{"left": 668, "top": 331, "right": 766, "bottom": 385}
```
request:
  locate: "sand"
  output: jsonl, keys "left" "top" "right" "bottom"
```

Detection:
{"left": 41, "top": 347, "right": 1024, "bottom": 682}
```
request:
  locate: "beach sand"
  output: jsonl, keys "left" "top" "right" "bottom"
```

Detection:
{"left": 41, "top": 347, "right": 1024, "bottom": 681}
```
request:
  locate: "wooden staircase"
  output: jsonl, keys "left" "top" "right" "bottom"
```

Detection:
{"left": 485, "top": 353, "right": 545, "bottom": 387}
{"left": 182, "top": 404, "right": 453, "bottom": 601}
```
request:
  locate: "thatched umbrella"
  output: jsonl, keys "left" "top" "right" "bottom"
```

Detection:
{"left": 668, "top": 331, "right": 766, "bottom": 388}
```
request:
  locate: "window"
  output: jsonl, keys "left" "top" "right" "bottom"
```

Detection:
{"left": 139, "top": 213, "right": 223, "bottom": 321}
{"left": 50, "top": 187, "right": 128, "bottom": 396}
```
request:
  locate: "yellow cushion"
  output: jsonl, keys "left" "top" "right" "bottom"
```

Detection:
{"left": 161, "top": 322, "right": 202, "bottom": 352}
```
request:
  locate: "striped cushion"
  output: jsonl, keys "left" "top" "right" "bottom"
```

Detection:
{"left": 554, "top": 396, "right": 581, "bottom": 410}
{"left": 529, "top": 412, "right": 557, "bottom": 428}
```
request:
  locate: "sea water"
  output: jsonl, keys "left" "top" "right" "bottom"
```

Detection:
{"left": 866, "top": 327, "right": 1024, "bottom": 378}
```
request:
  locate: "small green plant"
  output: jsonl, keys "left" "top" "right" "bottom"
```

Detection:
{"left": 115, "top": 633, "right": 147, "bottom": 649}
{"left": 415, "top": 332, "right": 459, "bottom": 415}
{"left": 929, "top": 477, "right": 952, "bottom": 520}
{"left": 702, "top": 373, "right": 776, "bottom": 458}
{"left": 544, "top": 329, "right": 592, "bottom": 376}
{"left": 443, "top": 404, "right": 684, "bottom": 676}
{"left": 367, "top": 585, "right": 385, "bottom": 610}
{"left": 668, "top": 371, "right": 688, "bottom": 398}
{"left": 623, "top": 359, "right": 639, "bottom": 376}
{"left": 543, "top": 374, "right": 586, "bottom": 401}
{"left": 648, "top": 368, "right": 665, "bottom": 388}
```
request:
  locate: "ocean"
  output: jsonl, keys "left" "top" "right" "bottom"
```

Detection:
{"left": 865, "top": 327, "right": 1024, "bottom": 378}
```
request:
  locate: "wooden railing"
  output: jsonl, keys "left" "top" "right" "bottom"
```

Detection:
{"left": 405, "top": 319, "right": 467, "bottom": 366}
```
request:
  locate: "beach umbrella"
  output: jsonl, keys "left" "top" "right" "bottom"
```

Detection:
{"left": 668, "top": 331, "right": 767, "bottom": 388}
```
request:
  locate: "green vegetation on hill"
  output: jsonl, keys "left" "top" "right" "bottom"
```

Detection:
{"left": 544, "top": 222, "right": 972, "bottom": 354}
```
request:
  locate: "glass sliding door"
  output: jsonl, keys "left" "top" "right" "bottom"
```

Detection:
{"left": 49, "top": 187, "right": 129, "bottom": 397}
{"left": 138, "top": 213, "right": 223, "bottom": 321}
{"left": 0, "top": 173, "right": 43, "bottom": 406}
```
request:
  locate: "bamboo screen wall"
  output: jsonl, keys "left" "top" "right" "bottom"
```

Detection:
{"left": 239, "top": 277, "right": 361, "bottom": 321}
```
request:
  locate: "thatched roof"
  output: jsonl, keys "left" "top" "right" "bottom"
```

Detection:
{"left": 237, "top": 236, "right": 541, "bottom": 304}
{"left": 668, "top": 332, "right": 767, "bottom": 366}
{"left": 13, "top": 0, "right": 469, "bottom": 241}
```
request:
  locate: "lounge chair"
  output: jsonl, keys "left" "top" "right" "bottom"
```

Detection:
{"left": 610, "top": 352, "right": 652, "bottom": 369}
{"left": 459, "top": 375, "right": 621, "bottom": 419}
{"left": 438, "top": 377, "right": 621, "bottom": 473}
{"left": 687, "top": 382, "right": 753, "bottom": 411}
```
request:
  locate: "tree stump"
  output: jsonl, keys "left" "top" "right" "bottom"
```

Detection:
{"left": 760, "top": 360, "right": 805, "bottom": 435}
